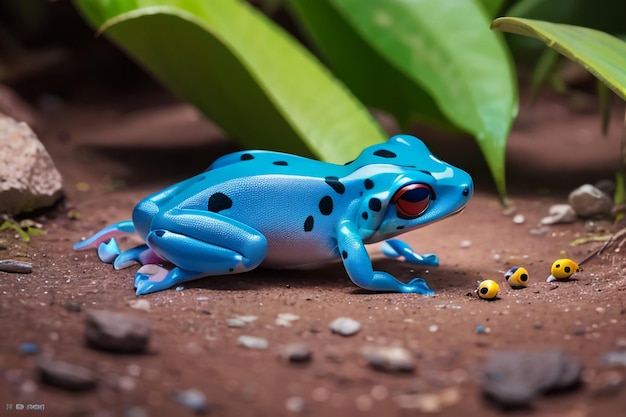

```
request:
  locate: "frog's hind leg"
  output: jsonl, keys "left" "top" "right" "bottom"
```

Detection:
{"left": 133, "top": 208, "right": 268, "bottom": 295}
{"left": 381, "top": 239, "right": 439, "bottom": 267}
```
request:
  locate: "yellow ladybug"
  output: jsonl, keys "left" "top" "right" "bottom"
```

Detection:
{"left": 547, "top": 258, "right": 581, "bottom": 282}
{"left": 504, "top": 266, "right": 529, "bottom": 289}
{"left": 476, "top": 279, "right": 499, "bottom": 300}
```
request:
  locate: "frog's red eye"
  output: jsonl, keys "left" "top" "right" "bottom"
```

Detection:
{"left": 391, "top": 184, "right": 433, "bottom": 219}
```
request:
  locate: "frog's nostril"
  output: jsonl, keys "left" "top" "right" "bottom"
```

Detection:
{"left": 462, "top": 187, "right": 470, "bottom": 197}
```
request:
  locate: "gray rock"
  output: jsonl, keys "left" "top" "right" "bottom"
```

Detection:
{"left": 237, "top": 335, "right": 269, "bottom": 350}
{"left": 568, "top": 184, "right": 613, "bottom": 218}
{"left": 361, "top": 346, "right": 416, "bottom": 373}
{"left": 175, "top": 389, "right": 208, "bottom": 414}
{"left": 540, "top": 204, "right": 577, "bottom": 225}
{"left": 85, "top": 310, "right": 151, "bottom": 353}
{"left": 37, "top": 358, "right": 97, "bottom": 391}
{"left": 283, "top": 343, "right": 312, "bottom": 363}
{"left": 482, "top": 349, "right": 583, "bottom": 408}
{"left": 0, "top": 114, "right": 63, "bottom": 214}
{"left": 329, "top": 317, "right": 361, "bottom": 336}
{"left": 0, "top": 259, "right": 32, "bottom": 273}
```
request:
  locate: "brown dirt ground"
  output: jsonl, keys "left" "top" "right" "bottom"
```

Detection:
{"left": 1, "top": 85, "right": 626, "bottom": 417}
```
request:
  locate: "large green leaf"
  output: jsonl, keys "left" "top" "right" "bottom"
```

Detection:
{"left": 73, "top": 0, "right": 386, "bottom": 163}
{"left": 289, "top": 0, "right": 518, "bottom": 196}
{"left": 491, "top": 17, "right": 626, "bottom": 101}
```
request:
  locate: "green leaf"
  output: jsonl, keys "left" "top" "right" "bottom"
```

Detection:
{"left": 289, "top": 0, "right": 518, "bottom": 197}
{"left": 477, "top": 0, "right": 506, "bottom": 17}
{"left": 73, "top": 0, "right": 386, "bottom": 163}
{"left": 491, "top": 17, "right": 626, "bottom": 101}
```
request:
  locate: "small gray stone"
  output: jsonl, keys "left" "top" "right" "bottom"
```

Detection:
{"left": 237, "top": 335, "right": 269, "bottom": 350}
{"left": 329, "top": 317, "right": 361, "bottom": 336}
{"left": 37, "top": 358, "right": 97, "bottom": 391}
{"left": 85, "top": 310, "right": 151, "bottom": 353}
{"left": 0, "top": 259, "right": 32, "bottom": 273}
{"left": 361, "top": 346, "right": 416, "bottom": 373}
{"left": 540, "top": 204, "right": 577, "bottom": 225}
{"left": 568, "top": 184, "right": 613, "bottom": 218}
{"left": 283, "top": 343, "right": 312, "bottom": 363}
{"left": 482, "top": 349, "right": 583, "bottom": 408}
{"left": 0, "top": 114, "right": 63, "bottom": 214}
{"left": 175, "top": 389, "right": 208, "bottom": 414}
{"left": 602, "top": 351, "right": 626, "bottom": 367}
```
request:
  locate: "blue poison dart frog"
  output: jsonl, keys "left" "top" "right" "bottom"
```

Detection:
{"left": 74, "top": 135, "right": 473, "bottom": 295}
{"left": 547, "top": 258, "right": 580, "bottom": 282}
{"left": 504, "top": 266, "right": 529, "bottom": 288}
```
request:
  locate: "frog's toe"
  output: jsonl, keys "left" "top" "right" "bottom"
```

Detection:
{"left": 134, "top": 264, "right": 171, "bottom": 295}
{"left": 97, "top": 239, "right": 120, "bottom": 264}
{"left": 381, "top": 239, "right": 439, "bottom": 266}
{"left": 404, "top": 277, "right": 435, "bottom": 295}
{"left": 114, "top": 245, "right": 164, "bottom": 269}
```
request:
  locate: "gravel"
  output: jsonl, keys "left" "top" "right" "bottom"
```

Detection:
{"left": 329, "top": 317, "right": 361, "bottom": 336}
{"left": 85, "top": 310, "right": 151, "bottom": 353}
{"left": 360, "top": 346, "right": 416, "bottom": 373}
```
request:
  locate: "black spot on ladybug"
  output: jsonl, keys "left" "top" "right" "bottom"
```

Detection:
{"left": 273, "top": 160, "right": 288, "bottom": 166}
{"left": 342, "top": 250, "right": 348, "bottom": 259}
{"left": 374, "top": 149, "right": 397, "bottom": 158}
{"left": 155, "top": 230, "right": 165, "bottom": 237}
{"left": 304, "top": 216, "right": 314, "bottom": 232}
{"left": 555, "top": 264, "right": 561, "bottom": 268}
{"left": 480, "top": 287, "right": 489, "bottom": 295}
{"left": 362, "top": 212, "right": 368, "bottom": 220}
{"left": 369, "top": 198, "right": 382, "bottom": 212}
{"left": 364, "top": 179, "right": 374, "bottom": 190}
{"left": 564, "top": 266, "right": 571, "bottom": 273}
{"left": 324, "top": 176, "right": 345, "bottom": 194}
{"left": 319, "top": 196, "right": 333, "bottom": 215}
{"left": 520, "top": 274, "right": 528, "bottom": 282}
{"left": 208, "top": 192, "right": 233, "bottom": 213}
{"left": 240, "top": 153, "right": 254, "bottom": 161}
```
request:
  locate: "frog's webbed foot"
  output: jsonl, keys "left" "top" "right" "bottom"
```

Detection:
{"left": 382, "top": 239, "right": 439, "bottom": 267}
{"left": 113, "top": 244, "right": 164, "bottom": 269}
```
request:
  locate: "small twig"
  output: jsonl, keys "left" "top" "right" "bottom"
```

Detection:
{"left": 579, "top": 227, "right": 626, "bottom": 266}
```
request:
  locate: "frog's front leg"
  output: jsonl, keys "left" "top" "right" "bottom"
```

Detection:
{"left": 336, "top": 222, "right": 434, "bottom": 295}
{"left": 381, "top": 239, "right": 439, "bottom": 267}
{"left": 134, "top": 208, "right": 267, "bottom": 295}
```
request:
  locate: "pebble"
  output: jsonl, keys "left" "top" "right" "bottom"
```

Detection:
{"left": 85, "top": 310, "right": 151, "bottom": 353}
{"left": 0, "top": 115, "right": 63, "bottom": 214}
{"left": 329, "top": 317, "right": 361, "bottom": 336}
{"left": 237, "top": 335, "right": 269, "bottom": 350}
{"left": 175, "top": 389, "right": 208, "bottom": 414}
{"left": 64, "top": 302, "right": 82, "bottom": 313}
{"left": 459, "top": 240, "right": 472, "bottom": 248}
{"left": 428, "top": 324, "right": 439, "bottom": 333}
{"left": 285, "top": 396, "right": 306, "bottom": 413}
{"left": 19, "top": 342, "right": 38, "bottom": 355}
{"left": 540, "top": 204, "right": 577, "bottom": 225}
{"left": 482, "top": 349, "right": 583, "bottom": 408}
{"left": 0, "top": 259, "right": 33, "bottom": 273}
{"left": 283, "top": 343, "right": 312, "bottom": 363}
{"left": 568, "top": 184, "right": 613, "bottom": 218}
{"left": 475, "top": 326, "right": 491, "bottom": 334}
{"left": 37, "top": 357, "right": 97, "bottom": 391}
{"left": 360, "top": 346, "right": 416, "bottom": 373}
{"left": 512, "top": 214, "right": 525, "bottom": 224}
{"left": 129, "top": 299, "right": 151, "bottom": 311}
{"left": 275, "top": 313, "right": 300, "bottom": 327}
{"left": 602, "top": 351, "right": 626, "bottom": 367}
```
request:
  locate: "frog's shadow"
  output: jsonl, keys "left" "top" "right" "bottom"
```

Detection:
{"left": 179, "top": 258, "right": 472, "bottom": 294}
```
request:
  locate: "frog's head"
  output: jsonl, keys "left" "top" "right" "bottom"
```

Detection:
{"left": 353, "top": 135, "right": 473, "bottom": 243}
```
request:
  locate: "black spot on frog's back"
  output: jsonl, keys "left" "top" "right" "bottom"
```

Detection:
{"left": 208, "top": 192, "right": 233, "bottom": 212}
{"left": 324, "top": 176, "right": 345, "bottom": 194}
{"left": 373, "top": 149, "right": 397, "bottom": 158}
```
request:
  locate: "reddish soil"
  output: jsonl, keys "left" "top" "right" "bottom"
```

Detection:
{"left": 1, "top": 84, "right": 626, "bottom": 417}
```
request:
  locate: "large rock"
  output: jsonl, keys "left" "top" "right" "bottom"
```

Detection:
{"left": 568, "top": 184, "right": 613, "bottom": 218}
{"left": 0, "top": 114, "right": 63, "bottom": 214}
